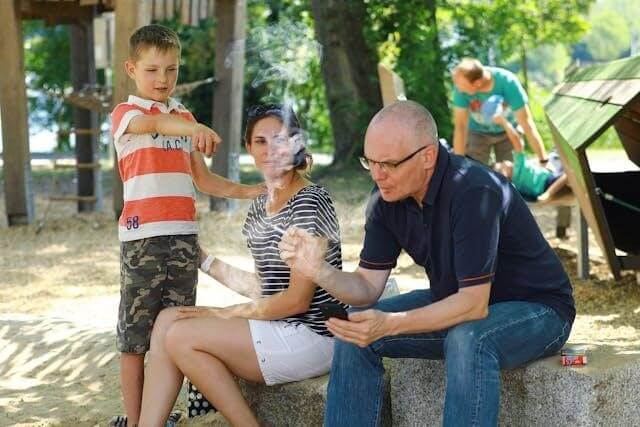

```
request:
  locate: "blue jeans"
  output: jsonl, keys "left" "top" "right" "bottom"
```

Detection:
{"left": 324, "top": 290, "right": 572, "bottom": 427}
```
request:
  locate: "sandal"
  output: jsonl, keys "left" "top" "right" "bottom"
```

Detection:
{"left": 166, "top": 411, "right": 182, "bottom": 427}
{"left": 108, "top": 411, "right": 182, "bottom": 427}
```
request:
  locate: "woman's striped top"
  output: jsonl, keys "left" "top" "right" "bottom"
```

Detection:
{"left": 242, "top": 184, "right": 346, "bottom": 336}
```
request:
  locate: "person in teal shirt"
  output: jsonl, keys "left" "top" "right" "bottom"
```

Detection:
{"left": 452, "top": 58, "right": 549, "bottom": 166}
{"left": 492, "top": 114, "right": 568, "bottom": 202}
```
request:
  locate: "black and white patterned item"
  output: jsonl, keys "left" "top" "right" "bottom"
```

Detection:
{"left": 187, "top": 381, "right": 216, "bottom": 418}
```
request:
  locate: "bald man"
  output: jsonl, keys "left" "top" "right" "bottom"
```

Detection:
{"left": 452, "top": 58, "right": 548, "bottom": 166}
{"left": 279, "top": 101, "right": 574, "bottom": 426}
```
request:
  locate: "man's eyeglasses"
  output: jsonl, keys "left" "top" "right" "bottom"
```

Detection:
{"left": 359, "top": 145, "right": 428, "bottom": 172}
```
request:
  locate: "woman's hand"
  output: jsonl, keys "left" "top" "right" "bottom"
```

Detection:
{"left": 175, "top": 306, "right": 234, "bottom": 320}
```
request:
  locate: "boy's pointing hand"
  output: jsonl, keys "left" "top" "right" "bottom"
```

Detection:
{"left": 193, "top": 123, "right": 222, "bottom": 157}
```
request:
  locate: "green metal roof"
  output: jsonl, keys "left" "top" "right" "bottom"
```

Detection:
{"left": 566, "top": 55, "right": 640, "bottom": 82}
{"left": 545, "top": 95, "right": 621, "bottom": 150}
{"left": 546, "top": 56, "right": 640, "bottom": 150}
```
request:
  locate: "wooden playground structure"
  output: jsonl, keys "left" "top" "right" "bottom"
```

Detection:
{"left": 0, "top": 0, "right": 246, "bottom": 226}
{"left": 545, "top": 55, "right": 640, "bottom": 280}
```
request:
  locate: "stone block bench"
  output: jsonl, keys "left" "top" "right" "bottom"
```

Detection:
{"left": 235, "top": 372, "right": 392, "bottom": 426}
{"left": 390, "top": 344, "right": 640, "bottom": 426}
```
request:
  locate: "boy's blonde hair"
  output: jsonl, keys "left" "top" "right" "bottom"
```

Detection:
{"left": 129, "top": 24, "right": 181, "bottom": 61}
{"left": 453, "top": 58, "right": 485, "bottom": 83}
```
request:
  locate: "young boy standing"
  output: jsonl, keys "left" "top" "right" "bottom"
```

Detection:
{"left": 110, "top": 25, "right": 261, "bottom": 427}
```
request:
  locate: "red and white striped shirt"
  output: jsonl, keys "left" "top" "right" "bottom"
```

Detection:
{"left": 111, "top": 95, "right": 198, "bottom": 242}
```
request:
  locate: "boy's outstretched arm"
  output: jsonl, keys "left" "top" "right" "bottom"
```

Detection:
{"left": 125, "top": 113, "right": 194, "bottom": 135}
{"left": 493, "top": 115, "right": 523, "bottom": 152}
{"left": 124, "top": 114, "right": 220, "bottom": 157}
{"left": 190, "top": 152, "right": 265, "bottom": 199}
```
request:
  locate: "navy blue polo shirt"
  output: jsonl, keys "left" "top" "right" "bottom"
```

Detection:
{"left": 359, "top": 143, "right": 575, "bottom": 323}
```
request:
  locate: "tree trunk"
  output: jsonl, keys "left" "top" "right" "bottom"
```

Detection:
{"left": 384, "top": 0, "right": 451, "bottom": 139}
{"left": 421, "top": 0, "right": 449, "bottom": 139}
{"left": 70, "top": 20, "right": 100, "bottom": 213}
{"left": 310, "top": 0, "right": 382, "bottom": 168}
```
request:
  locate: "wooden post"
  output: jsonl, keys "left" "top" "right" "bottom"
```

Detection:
{"left": 210, "top": 0, "right": 246, "bottom": 212}
{"left": 70, "top": 19, "right": 100, "bottom": 212}
{"left": 576, "top": 207, "right": 590, "bottom": 280}
{"left": 111, "top": 0, "right": 151, "bottom": 219}
{"left": 0, "top": 0, "right": 34, "bottom": 226}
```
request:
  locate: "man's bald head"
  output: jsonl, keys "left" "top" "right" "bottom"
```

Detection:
{"left": 368, "top": 100, "right": 439, "bottom": 149}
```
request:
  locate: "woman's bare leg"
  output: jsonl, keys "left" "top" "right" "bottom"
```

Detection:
{"left": 138, "top": 307, "right": 184, "bottom": 427}
{"left": 165, "top": 317, "right": 263, "bottom": 427}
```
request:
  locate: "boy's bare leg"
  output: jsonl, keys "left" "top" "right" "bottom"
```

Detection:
{"left": 538, "top": 174, "right": 569, "bottom": 202}
{"left": 121, "top": 353, "right": 145, "bottom": 426}
{"left": 139, "top": 308, "right": 185, "bottom": 426}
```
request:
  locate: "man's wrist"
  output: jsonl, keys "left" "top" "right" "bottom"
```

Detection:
{"left": 387, "top": 312, "right": 407, "bottom": 336}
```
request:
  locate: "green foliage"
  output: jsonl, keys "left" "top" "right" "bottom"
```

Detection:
{"left": 483, "top": 0, "right": 591, "bottom": 58}
{"left": 23, "top": 21, "right": 72, "bottom": 151}
{"left": 154, "top": 17, "right": 217, "bottom": 125}
{"left": 583, "top": 9, "right": 630, "bottom": 61}
{"left": 19, "top": 0, "right": 618, "bottom": 161}
{"left": 441, "top": 0, "right": 591, "bottom": 90}
{"left": 526, "top": 82, "right": 553, "bottom": 149}
{"left": 583, "top": 0, "right": 640, "bottom": 61}
{"left": 245, "top": 0, "right": 332, "bottom": 151}
{"left": 165, "top": 1, "right": 332, "bottom": 151}
{"left": 365, "top": 0, "right": 451, "bottom": 139}
{"left": 518, "top": 44, "right": 571, "bottom": 89}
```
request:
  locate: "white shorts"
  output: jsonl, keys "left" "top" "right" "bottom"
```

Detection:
{"left": 248, "top": 319, "right": 335, "bottom": 386}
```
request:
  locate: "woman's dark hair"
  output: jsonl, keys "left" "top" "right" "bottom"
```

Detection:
{"left": 244, "top": 104, "right": 313, "bottom": 173}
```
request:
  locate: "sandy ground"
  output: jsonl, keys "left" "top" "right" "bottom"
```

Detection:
{"left": 1, "top": 162, "right": 639, "bottom": 426}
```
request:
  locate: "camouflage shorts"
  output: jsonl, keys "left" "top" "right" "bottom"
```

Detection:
{"left": 117, "top": 234, "right": 199, "bottom": 354}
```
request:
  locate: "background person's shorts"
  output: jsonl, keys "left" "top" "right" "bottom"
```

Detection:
{"left": 117, "top": 234, "right": 198, "bottom": 354}
{"left": 467, "top": 130, "right": 514, "bottom": 165}
{"left": 248, "top": 320, "right": 334, "bottom": 385}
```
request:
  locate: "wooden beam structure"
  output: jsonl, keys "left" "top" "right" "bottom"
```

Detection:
{"left": 1, "top": 0, "right": 230, "bottom": 222}
{"left": 0, "top": 0, "right": 34, "bottom": 225}
{"left": 210, "top": 0, "right": 246, "bottom": 212}
{"left": 546, "top": 56, "right": 640, "bottom": 279}
{"left": 70, "top": 19, "right": 101, "bottom": 212}
{"left": 18, "top": 0, "right": 112, "bottom": 24}
{"left": 111, "top": 0, "right": 152, "bottom": 219}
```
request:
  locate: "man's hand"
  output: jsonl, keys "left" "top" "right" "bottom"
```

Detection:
{"left": 326, "top": 309, "right": 396, "bottom": 347}
{"left": 192, "top": 123, "right": 221, "bottom": 157}
{"left": 279, "top": 226, "right": 327, "bottom": 281}
{"left": 175, "top": 306, "right": 233, "bottom": 320}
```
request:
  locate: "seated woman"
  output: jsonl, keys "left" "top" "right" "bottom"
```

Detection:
{"left": 138, "top": 104, "right": 346, "bottom": 427}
